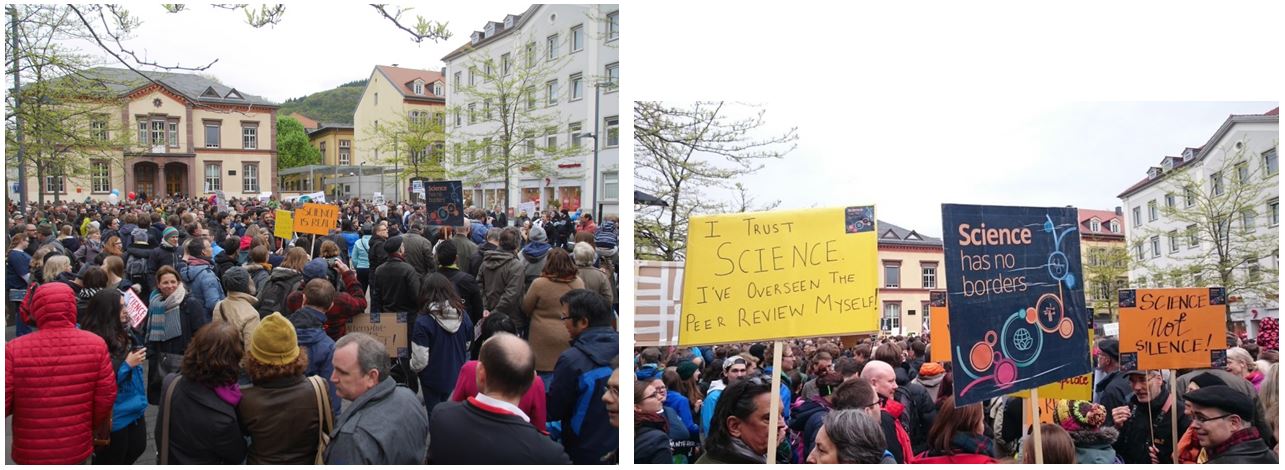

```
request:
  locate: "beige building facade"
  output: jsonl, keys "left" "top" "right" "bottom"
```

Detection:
{"left": 876, "top": 221, "right": 945, "bottom": 336}
{"left": 352, "top": 65, "right": 446, "bottom": 202}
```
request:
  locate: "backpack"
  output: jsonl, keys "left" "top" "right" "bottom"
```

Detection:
{"left": 126, "top": 255, "right": 152, "bottom": 288}
{"left": 257, "top": 273, "right": 304, "bottom": 318}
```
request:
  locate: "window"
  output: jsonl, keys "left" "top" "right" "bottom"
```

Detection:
{"left": 484, "top": 62, "right": 493, "bottom": 81}
{"left": 1147, "top": 200, "right": 1158, "bottom": 221}
{"left": 137, "top": 120, "right": 146, "bottom": 145}
{"left": 525, "top": 42, "right": 536, "bottom": 67}
{"left": 468, "top": 103, "right": 477, "bottom": 124}
{"left": 882, "top": 302, "right": 901, "bottom": 332}
{"left": 91, "top": 161, "right": 110, "bottom": 193}
{"left": 453, "top": 72, "right": 461, "bottom": 91}
{"left": 319, "top": 141, "right": 327, "bottom": 161}
{"left": 1109, "top": 220, "right": 1120, "bottom": 233}
{"left": 1131, "top": 206, "right": 1141, "bottom": 227}
{"left": 242, "top": 163, "right": 258, "bottom": 192}
{"left": 1242, "top": 209, "right": 1256, "bottom": 232}
{"left": 339, "top": 148, "right": 350, "bottom": 166}
{"left": 483, "top": 99, "right": 492, "bottom": 120}
{"left": 1089, "top": 219, "right": 1100, "bottom": 232}
{"left": 1187, "top": 224, "right": 1199, "bottom": 248}
{"left": 606, "top": 10, "right": 619, "bottom": 41}
{"left": 204, "top": 163, "right": 221, "bottom": 192}
{"left": 432, "top": 82, "right": 442, "bottom": 96}
{"left": 44, "top": 172, "right": 64, "bottom": 194}
{"left": 339, "top": 139, "right": 350, "bottom": 149}
{"left": 570, "top": 73, "right": 583, "bottom": 101}
{"left": 605, "top": 62, "right": 619, "bottom": 93}
{"left": 452, "top": 143, "right": 463, "bottom": 164}
{"left": 1249, "top": 262, "right": 1261, "bottom": 282}
{"left": 242, "top": 125, "right": 258, "bottom": 149}
{"left": 413, "top": 81, "right": 423, "bottom": 95}
{"left": 1135, "top": 242, "right": 1144, "bottom": 261}
{"left": 605, "top": 116, "right": 619, "bottom": 148}
{"left": 546, "top": 34, "right": 559, "bottom": 60}
{"left": 501, "top": 53, "right": 511, "bottom": 76}
{"left": 1165, "top": 193, "right": 1175, "bottom": 208}
{"left": 921, "top": 264, "right": 937, "bottom": 289}
{"left": 374, "top": 92, "right": 379, "bottom": 105}
{"left": 524, "top": 131, "right": 536, "bottom": 157}
{"left": 204, "top": 122, "right": 220, "bottom": 148}
{"left": 570, "top": 24, "right": 584, "bottom": 52}
{"left": 884, "top": 263, "right": 900, "bottom": 288}
{"left": 1236, "top": 161, "right": 1250, "bottom": 184}
{"left": 603, "top": 172, "right": 618, "bottom": 200}
{"left": 1185, "top": 186, "right": 1195, "bottom": 207}
{"left": 1168, "top": 230, "right": 1179, "bottom": 252}
{"left": 453, "top": 109, "right": 462, "bottom": 126}
{"left": 526, "top": 86, "right": 537, "bottom": 110}
{"left": 1150, "top": 236, "right": 1160, "bottom": 258}
{"left": 91, "top": 116, "right": 109, "bottom": 141}
{"left": 1137, "top": 276, "right": 1147, "bottom": 288}
{"left": 568, "top": 121, "right": 583, "bottom": 149}
{"left": 1211, "top": 171, "right": 1224, "bottom": 196}
{"left": 1265, "top": 148, "right": 1278, "bottom": 177}
{"left": 545, "top": 126, "right": 558, "bottom": 151}
{"left": 150, "top": 119, "right": 165, "bottom": 146}
{"left": 545, "top": 80, "right": 558, "bottom": 106}
{"left": 1270, "top": 198, "right": 1279, "bottom": 227}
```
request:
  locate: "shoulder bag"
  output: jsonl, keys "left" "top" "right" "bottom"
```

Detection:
{"left": 309, "top": 375, "right": 334, "bottom": 464}
{"left": 159, "top": 375, "right": 182, "bottom": 465}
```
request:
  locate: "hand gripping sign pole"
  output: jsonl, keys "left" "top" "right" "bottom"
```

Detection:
{"left": 766, "top": 341, "right": 783, "bottom": 464}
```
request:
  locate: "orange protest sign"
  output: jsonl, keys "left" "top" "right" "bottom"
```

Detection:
{"left": 1119, "top": 287, "right": 1228, "bottom": 370}
{"left": 929, "top": 291, "right": 951, "bottom": 362}
{"left": 294, "top": 203, "right": 338, "bottom": 235}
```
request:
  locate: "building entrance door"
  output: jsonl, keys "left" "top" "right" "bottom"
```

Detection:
{"left": 164, "top": 162, "right": 187, "bottom": 196}
{"left": 134, "top": 162, "right": 157, "bottom": 198}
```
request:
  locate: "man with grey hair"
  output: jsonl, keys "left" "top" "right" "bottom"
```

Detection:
{"left": 1111, "top": 369, "right": 1188, "bottom": 464}
{"left": 807, "top": 409, "right": 891, "bottom": 464}
{"left": 325, "top": 332, "right": 429, "bottom": 464}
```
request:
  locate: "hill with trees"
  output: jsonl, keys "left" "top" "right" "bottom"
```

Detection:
{"left": 277, "top": 79, "right": 367, "bottom": 124}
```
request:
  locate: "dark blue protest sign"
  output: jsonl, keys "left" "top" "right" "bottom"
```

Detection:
{"left": 422, "top": 180, "right": 464, "bottom": 227}
{"left": 941, "top": 204, "right": 1092, "bottom": 405}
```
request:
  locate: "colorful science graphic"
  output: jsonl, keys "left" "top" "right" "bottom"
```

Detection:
{"left": 941, "top": 204, "right": 1092, "bottom": 405}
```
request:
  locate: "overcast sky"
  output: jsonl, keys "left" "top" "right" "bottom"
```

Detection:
{"left": 64, "top": 3, "right": 533, "bottom": 103}
{"left": 695, "top": 101, "right": 1278, "bottom": 238}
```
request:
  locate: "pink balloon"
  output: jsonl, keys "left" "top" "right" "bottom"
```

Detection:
{"left": 127, "top": 192, "right": 137, "bottom": 200}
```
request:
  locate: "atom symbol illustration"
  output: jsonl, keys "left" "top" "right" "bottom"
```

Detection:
{"left": 1013, "top": 329, "right": 1034, "bottom": 351}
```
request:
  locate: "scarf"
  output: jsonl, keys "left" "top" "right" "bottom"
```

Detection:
{"left": 213, "top": 381, "right": 242, "bottom": 406}
{"left": 711, "top": 436, "right": 768, "bottom": 464}
{"left": 635, "top": 409, "right": 669, "bottom": 434}
{"left": 147, "top": 283, "right": 187, "bottom": 342}
{"left": 1210, "top": 426, "right": 1261, "bottom": 458}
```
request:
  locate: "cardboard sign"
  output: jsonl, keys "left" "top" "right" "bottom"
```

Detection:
{"left": 636, "top": 260, "right": 684, "bottom": 346}
{"left": 372, "top": 192, "right": 384, "bottom": 205}
{"left": 124, "top": 289, "right": 148, "bottom": 329}
{"left": 679, "top": 206, "right": 879, "bottom": 345}
{"left": 1102, "top": 322, "right": 1119, "bottom": 338}
{"left": 274, "top": 210, "right": 294, "bottom": 239}
{"left": 346, "top": 312, "right": 410, "bottom": 357}
{"left": 929, "top": 290, "right": 951, "bottom": 362}
{"left": 213, "top": 190, "right": 229, "bottom": 212}
{"left": 941, "top": 204, "right": 1092, "bottom": 405}
{"left": 294, "top": 203, "right": 339, "bottom": 235}
{"left": 519, "top": 201, "right": 537, "bottom": 216}
{"left": 422, "top": 180, "right": 464, "bottom": 227}
{"left": 1119, "top": 287, "right": 1227, "bottom": 370}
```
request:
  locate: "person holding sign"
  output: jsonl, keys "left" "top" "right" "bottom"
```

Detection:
{"left": 1110, "top": 370, "right": 1190, "bottom": 464}
{"left": 81, "top": 289, "right": 147, "bottom": 464}
{"left": 1184, "top": 385, "right": 1278, "bottom": 463}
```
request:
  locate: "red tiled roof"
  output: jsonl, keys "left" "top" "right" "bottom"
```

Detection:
{"left": 375, "top": 65, "right": 445, "bottom": 99}
{"left": 1267, "top": 107, "right": 1279, "bottom": 116}
{"left": 289, "top": 113, "right": 319, "bottom": 129}
{"left": 1078, "top": 208, "right": 1125, "bottom": 237}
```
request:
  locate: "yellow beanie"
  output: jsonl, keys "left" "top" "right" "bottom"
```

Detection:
{"left": 249, "top": 313, "right": 299, "bottom": 365}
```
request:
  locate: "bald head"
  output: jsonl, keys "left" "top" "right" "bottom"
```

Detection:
{"left": 862, "top": 360, "right": 898, "bottom": 399}
{"left": 478, "top": 333, "right": 536, "bottom": 400}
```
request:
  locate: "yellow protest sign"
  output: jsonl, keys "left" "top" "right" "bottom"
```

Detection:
{"left": 679, "top": 206, "right": 879, "bottom": 345}
{"left": 274, "top": 210, "right": 294, "bottom": 239}
{"left": 294, "top": 203, "right": 339, "bottom": 236}
{"left": 1119, "top": 287, "right": 1228, "bottom": 370}
{"left": 1011, "top": 325, "right": 1094, "bottom": 400}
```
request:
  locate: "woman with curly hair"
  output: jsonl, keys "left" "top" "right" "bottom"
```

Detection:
{"left": 237, "top": 313, "right": 333, "bottom": 464}
{"left": 154, "top": 321, "right": 246, "bottom": 464}
{"left": 521, "top": 247, "right": 585, "bottom": 377}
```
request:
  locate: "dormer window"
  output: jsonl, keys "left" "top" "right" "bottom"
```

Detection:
{"left": 1148, "top": 167, "right": 1161, "bottom": 179}
{"left": 224, "top": 88, "right": 243, "bottom": 100}
{"left": 470, "top": 31, "right": 483, "bottom": 45}
{"left": 201, "top": 86, "right": 221, "bottom": 98}
{"left": 412, "top": 80, "right": 424, "bottom": 96}
{"left": 1089, "top": 218, "right": 1100, "bottom": 232}
{"left": 485, "top": 22, "right": 496, "bottom": 36}
{"left": 432, "top": 82, "right": 443, "bottom": 96}
{"left": 1109, "top": 220, "right": 1120, "bottom": 233}
{"left": 504, "top": 14, "right": 518, "bottom": 29}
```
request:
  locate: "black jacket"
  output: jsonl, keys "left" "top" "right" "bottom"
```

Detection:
{"left": 149, "top": 243, "right": 184, "bottom": 275}
{"left": 468, "top": 242, "right": 498, "bottom": 277}
{"left": 893, "top": 366, "right": 936, "bottom": 455}
{"left": 428, "top": 399, "right": 571, "bottom": 465}
{"left": 635, "top": 420, "right": 673, "bottom": 464}
{"left": 1095, "top": 370, "right": 1133, "bottom": 413}
{"left": 371, "top": 256, "right": 420, "bottom": 313}
{"left": 155, "top": 374, "right": 247, "bottom": 465}
{"left": 1112, "top": 386, "right": 1189, "bottom": 464}
{"left": 439, "top": 266, "right": 484, "bottom": 325}
{"left": 1206, "top": 437, "right": 1278, "bottom": 464}
{"left": 367, "top": 235, "right": 388, "bottom": 275}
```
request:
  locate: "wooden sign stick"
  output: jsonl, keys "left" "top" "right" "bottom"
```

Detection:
{"left": 1031, "top": 387, "right": 1044, "bottom": 464}
{"left": 766, "top": 341, "right": 784, "bottom": 465}
{"left": 1169, "top": 370, "right": 1179, "bottom": 463}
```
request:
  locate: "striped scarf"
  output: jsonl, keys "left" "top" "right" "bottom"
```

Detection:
{"left": 147, "top": 283, "right": 187, "bottom": 343}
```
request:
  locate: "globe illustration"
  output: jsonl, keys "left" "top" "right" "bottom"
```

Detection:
{"left": 1013, "top": 328, "right": 1034, "bottom": 351}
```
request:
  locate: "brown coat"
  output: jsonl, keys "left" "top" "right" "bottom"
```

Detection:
{"left": 522, "top": 276, "right": 585, "bottom": 372}
{"left": 577, "top": 266, "right": 614, "bottom": 305}
{"left": 213, "top": 291, "right": 260, "bottom": 349}
{"left": 236, "top": 375, "right": 329, "bottom": 465}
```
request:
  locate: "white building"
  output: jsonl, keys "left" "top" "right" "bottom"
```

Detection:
{"left": 1117, "top": 108, "right": 1279, "bottom": 336}
{"left": 442, "top": 4, "right": 620, "bottom": 217}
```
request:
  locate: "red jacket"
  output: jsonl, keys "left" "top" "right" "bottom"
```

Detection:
{"left": 285, "top": 268, "right": 366, "bottom": 340}
{"left": 5, "top": 282, "right": 117, "bottom": 464}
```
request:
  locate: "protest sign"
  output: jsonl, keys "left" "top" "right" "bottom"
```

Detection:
{"left": 258, "top": 191, "right": 272, "bottom": 202}
{"left": 679, "top": 206, "right": 879, "bottom": 345}
{"left": 372, "top": 192, "right": 384, "bottom": 205}
{"left": 519, "top": 201, "right": 537, "bottom": 216}
{"left": 422, "top": 180, "right": 464, "bottom": 226}
{"left": 124, "top": 289, "right": 148, "bottom": 329}
{"left": 636, "top": 260, "right": 683, "bottom": 346}
{"left": 1101, "top": 322, "right": 1119, "bottom": 337}
{"left": 1119, "top": 287, "right": 1227, "bottom": 370}
{"left": 929, "top": 290, "right": 951, "bottom": 362}
{"left": 346, "top": 312, "right": 409, "bottom": 357}
{"left": 294, "top": 203, "right": 338, "bottom": 235}
{"left": 1012, "top": 323, "right": 1095, "bottom": 401}
{"left": 213, "top": 190, "right": 228, "bottom": 211}
{"left": 273, "top": 210, "right": 294, "bottom": 239}
{"left": 941, "top": 204, "right": 1092, "bottom": 405}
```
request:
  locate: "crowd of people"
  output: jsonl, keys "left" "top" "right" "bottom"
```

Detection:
{"left": 5, "top": 194, "right": 621, "bottom": 465}
{"left": 633, "top": 325, "right": 1280, "bottom": 464}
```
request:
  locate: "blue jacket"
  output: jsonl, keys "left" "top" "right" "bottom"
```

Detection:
{"left": 112, "top": 338, "right": 148, "bottom": 431}
{"left": 665, "top": 390, "right": 700, "bottom": 436}
{"left": 547, "top": 326, "right": 618, "bottom": 465}
{"left": 179, "top": 260, "right": 224, "bottom": 320}
{"left": 469, "top": 222, "right": 489, "bottom": 245}
{"left": 7, "top": 248, "right": 32, "bottom": 290}
{"left": 352, "top": 235, "right": 372, "bottom": 269}
{"left": 289, "top": 305, "right": 340, "bottom": 416}
{"left": 410, "top": 304, "right": 474, "bottom": 394}
{"left": 341, "top": 232, "right": 361, "bottom": 259}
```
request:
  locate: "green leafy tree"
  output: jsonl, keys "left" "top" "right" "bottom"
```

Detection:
{"left": 276, "top": 116, "right": 321, "bottom": 169}
{"left": 365, "top": 109, "right": 448, "bottom": 182}
{"left": 634, "top": 101, "right": 799, "bottom": 261}
{"left": 1083, "top": 245, "right": 1132, "bottom": 321}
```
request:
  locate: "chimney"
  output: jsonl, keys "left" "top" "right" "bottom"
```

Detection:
{"left": 1114, "top": 206, "right": 1122, "bottom": 216}
{"left": 440, "top": 67, "right": 446, "bottom": 76}
{"left": 392, "top": 63, "right": 399, "bottom": 67}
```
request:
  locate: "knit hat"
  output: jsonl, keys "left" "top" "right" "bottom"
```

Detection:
{"left": 384, "top": 235, "right": 405, "bottom": 254}
{"left": 594, "top": 220, "right": 619, "bottom": 248}
{"left": 1185, "top": 385, "right": 1255, "bottom": 421}
{"left": 529, "top": 225, "right": 548, "bottom": 243}
{"left": 919, "top": 362, "right": 946, "bottom": 378}
{"left": 1256, "top": 317, "right": 1279, "bottom": 351}
{"left": 162, "top": 227, "right": 179, "bottom": 240}
{"left": 249, "top": 313, "right": 299, "bottom": 365}
{"left": 677, "top": 361, "right": 699, "bottom": 380}
{"left": 302, "top": 258, "right": 330, "bottom": 281}
{"left": 1190, "top": 372, "right": 1227, "bottom": 389}
{"left": 1052, "top": 400, "right": 1108, "bottom": 432}
{"left": 131, "top": 228, "right": 149, "bottom": 244}
{"left": 239, "top": 235, "right": 252, "bottom": 251}
{"left": 221, "top": 266, "right": 252, "bottom": 295}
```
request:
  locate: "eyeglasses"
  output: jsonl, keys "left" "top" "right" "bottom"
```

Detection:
{"left": 605, "top": 384, "right": 620, "bottom": 399}
{"left": 1192, "top": 413, "right": 1235, "bottom": 424}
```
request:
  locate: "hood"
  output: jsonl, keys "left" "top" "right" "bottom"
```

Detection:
{"left": 180, "top": 262, "right": 213, "bottom": 281}
{"left": 267, "top": 267, "right": 302, "bottom": 283}
{"left": 916, "top": 374, "right": 945, "bottom": 388}
{"left": 225, "top": 291, "right": 258, "bottom": 305}
{"left": 522, "top": 241, "right": 551, "bottom": 260}
{"left": 477, "top": 242, "right": 499, "bottom": 253}
{"left": 31, "top": 282, "right": 78, "bottom": 329}
{"left": 430, "top": 302, "right": 463, "bottom": 334}
{"left": 243, "top": 262, "right": 268, "bottom": 274}
{"left": 288, "top": 305, "right": 326, "bottom": 330}
{"left": 708, "top": 379, "right": 727, "bottom": 393}
{"left": 894, "top": 365, "right": 910, "bottom": 386}
{"left": 482, "top": 249, "right": 519, "bottom": 268}
{"left": 126, "top": 245, "right": 152, "bottom": 257}
{"left": 572, "top": 326, "right": 619, "bottom": 367}
{"left": 789, "top": 398, "right": 830, "bottom": 431}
